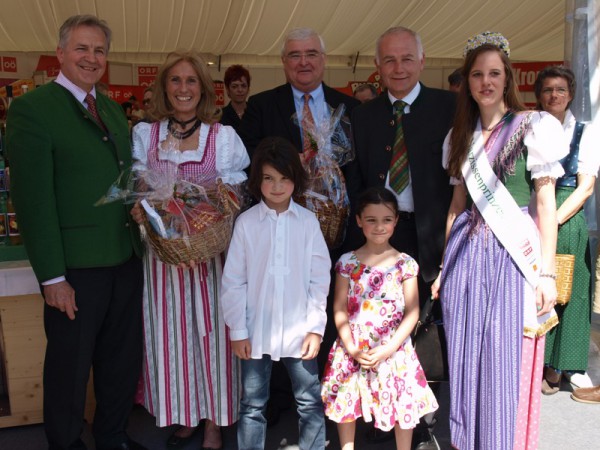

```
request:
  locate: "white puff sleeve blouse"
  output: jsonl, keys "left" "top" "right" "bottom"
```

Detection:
{"left": 132, "top": 120, "right": 249, "bottom": 184}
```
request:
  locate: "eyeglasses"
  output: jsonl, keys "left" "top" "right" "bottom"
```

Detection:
{"left": 541, "top": 87, "right": 569, "bottom": 97}
{"left": 284, "top": 51, "right": 323, "bottom": 62}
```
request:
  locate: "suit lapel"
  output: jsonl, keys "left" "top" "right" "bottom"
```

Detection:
{"left": 277, "top": 84, "right": 303, "bottom": 151}
{"left": 403, "top": 83, "right": 426, "bottom": 132}
{"left": 324, "top": 84, "right": 344, "bottom": 111}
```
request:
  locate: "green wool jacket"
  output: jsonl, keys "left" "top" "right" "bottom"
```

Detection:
{"left": 7, "top": 82, "right": 141, "bottom": 283}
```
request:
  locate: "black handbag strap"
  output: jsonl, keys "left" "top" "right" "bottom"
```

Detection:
{"left": 413, "top": 295, "right": 436, "bottom": 337}
{"left": 419, "top": 295, "right": 435, "bottom": 324}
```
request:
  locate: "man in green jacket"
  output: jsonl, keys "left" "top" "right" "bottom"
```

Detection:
{"left": 7, "top": 15, "right": 144, "bottom": 450}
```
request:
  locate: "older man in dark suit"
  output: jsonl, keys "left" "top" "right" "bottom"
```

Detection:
{"left": 7, "top": 15, "right": 144, "bottom": 450}
{"left": 345, "top": 26, "right": 456, "bottom": 450}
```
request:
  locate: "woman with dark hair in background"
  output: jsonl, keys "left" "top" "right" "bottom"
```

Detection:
{"left": 534, "top": 66, "right": 600, "bottom": 396}
{"left": 221, "top": 64, "right": 251, "bottom": 131}
{"left": 432, "top": 32, "right": 568, "bottom": 449}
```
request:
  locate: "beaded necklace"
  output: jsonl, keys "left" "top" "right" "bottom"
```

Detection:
{"left": 168, "top": 117, "right": 201, "bottom": 140}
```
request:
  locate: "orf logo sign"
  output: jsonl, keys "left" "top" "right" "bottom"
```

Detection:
{"left": 138, "top": 65, "right": 159, "bottom": 88}
{"left": 1, "top": 56, "right": 17, "bottom": 73}
{"left": 214, "top": 81, "right": 225, "bottom": 107}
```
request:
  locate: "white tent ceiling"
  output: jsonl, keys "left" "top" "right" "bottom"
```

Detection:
{"left": 0, "top": 0, "right": 566, "bottom": 67}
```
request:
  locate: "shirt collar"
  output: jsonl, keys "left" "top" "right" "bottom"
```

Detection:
{"left": 387, "top": 82, "right": 421, "bottom": 109}
{"left": 562, "top": 109, "right": 575, "bottom": 129}
{"left": 55, "top": 71, "right": 96, "bottom": 105}
{"left": 258, "top": 198, "right": 301, "bottom": 221}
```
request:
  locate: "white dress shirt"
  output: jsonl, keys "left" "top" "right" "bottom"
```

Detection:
{"left": 562, "top": 110, "right": 600, "bottom": 176}
{"left": 220, "top": 199, "right": 331, "bottom": 360}
{"left": 291, "top": 83, "right": 328, "bottom": 124}
{"left": 386, "top": 82, "right": 421, "bottom": 212}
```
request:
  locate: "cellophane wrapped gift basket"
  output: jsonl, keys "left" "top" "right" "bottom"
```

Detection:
{"left": 97, "top": 149, "right": 243, "bottom": 265}
{"left": 293, "top": 104, "right": 354, "bottom": 249}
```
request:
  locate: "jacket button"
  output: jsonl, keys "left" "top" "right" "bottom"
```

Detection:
{"left": 102, "top": 136, "right": 108, "bottom": 142}
{"left": 379, "top": 173, "right": 385, "bottom": 180}
{"left": 385, "top": 145, "right": 392, "bottom": 152}
{"left": 390, "top": 119, "right": 395, "bottom": 126}
{"left": 119, "top": 160, "right": 124, "bottom": 166}
{"left": 125, "top": 223, "right": 130, "bottom": 227}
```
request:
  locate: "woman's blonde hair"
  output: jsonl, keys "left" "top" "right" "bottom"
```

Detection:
{"left": 147, "top": 51, "right": 221, "bottom": 124}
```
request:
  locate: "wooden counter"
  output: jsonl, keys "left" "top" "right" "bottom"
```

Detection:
{"left": 0, "top": 261, "right": 94, "bottom": 428}
{"left": 0, "top": 261, "right": 44, "bottom": 427}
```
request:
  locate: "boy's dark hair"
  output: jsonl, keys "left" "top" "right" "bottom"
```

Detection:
{"left": 356, "top": 186, "right": 399, "bottom": 216}
{"left": 247, "top": 137, "right": 308, "bottom": 201}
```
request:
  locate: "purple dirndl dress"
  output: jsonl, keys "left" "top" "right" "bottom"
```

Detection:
{"left": 440, "top": 111, "right": 566, "bottom": 450}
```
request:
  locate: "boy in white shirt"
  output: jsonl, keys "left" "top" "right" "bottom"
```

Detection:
{"left": 221, "top": 136, "right": 330, "bottom": 450}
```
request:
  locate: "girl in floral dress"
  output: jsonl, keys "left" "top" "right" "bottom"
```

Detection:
{"left": 322, "top": 187, "right": 438, "bottom": 450}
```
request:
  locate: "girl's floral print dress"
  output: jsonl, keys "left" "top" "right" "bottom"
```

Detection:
{"left": 321, "top": 252, "right": 438, "bottom": 431}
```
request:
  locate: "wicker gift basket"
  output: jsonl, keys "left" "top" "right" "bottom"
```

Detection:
{"left": 141, "top": 180, "right": 239, "bottom": 265}
{"left": 555, "top": 253, "right": 575, "bottom": 305}
{"left": 96, "top": 164, "right": 242, "bottom": 265}
{"left": 296, "top": 163, "right": 349, "bottom": 249}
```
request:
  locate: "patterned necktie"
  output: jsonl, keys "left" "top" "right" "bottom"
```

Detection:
{"left": 302, "top": 93, "right": 317, "bottom": 157}
{"left": 389, "top": 100, "right": 409, "bottom": 193}
{"left": 85, "top": 93, "right": 107, "bottom": 132}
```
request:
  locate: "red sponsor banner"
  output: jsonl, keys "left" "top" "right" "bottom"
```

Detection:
{"left": 35, "top": 55, "right": 109, "bottom": 83}
{"left": 1, "top": 56, "right": 17, "bottom": 73}
{"left": 336, "top": 82, "right": 357, "bottom": 96}
{"left": 137, "top": 65, "right": 158, "bottom": 87}
{"left": 513, "top": 61, "right": 563, "bottom": 92}
{"left": 107, "top": 85, "right": 146, "bottom": 103}
{"left": 334, "top": 64, "right": 568, "bottom": 95}
{"left": 36, "top": 55, "right": 60, "bottom": 77}
{"left": 334, "top": 71, "right": 383, "bottom": 96}
{"left": 214, "top": 80, "right": 225, "bottom": 107}
{"left": 366, "top": 72, "right": 383, "bottom": 91}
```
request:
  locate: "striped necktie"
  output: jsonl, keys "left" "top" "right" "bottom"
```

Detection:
{"left": 302, "top": 93, "right": 317, "bottom": 157}
{"left": 389, "top": 100, "right": 408, "bottom": 193}
{"left": 85, "top": 93, "right": 107, "bottom": 132}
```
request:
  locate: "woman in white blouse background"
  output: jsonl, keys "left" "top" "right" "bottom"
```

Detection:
{"left": 130, "top": 51, "right": 249, "bottom": 449}
{"left": 534, "top": 66, "right": 600, "bottom": 397}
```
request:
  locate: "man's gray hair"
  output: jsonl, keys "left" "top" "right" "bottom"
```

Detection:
{"left": 281, "top": 28, "right": 326, "bottom": 56}
{"left": 58, "top": 14, "right": 112, "bottom": 52}
{"left": 375, "top": 27, "right": 423, "bottom": 63}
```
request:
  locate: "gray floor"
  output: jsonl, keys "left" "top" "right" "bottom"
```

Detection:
{"left": 2, "top": 315, "right": 600, "bottom": 450}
